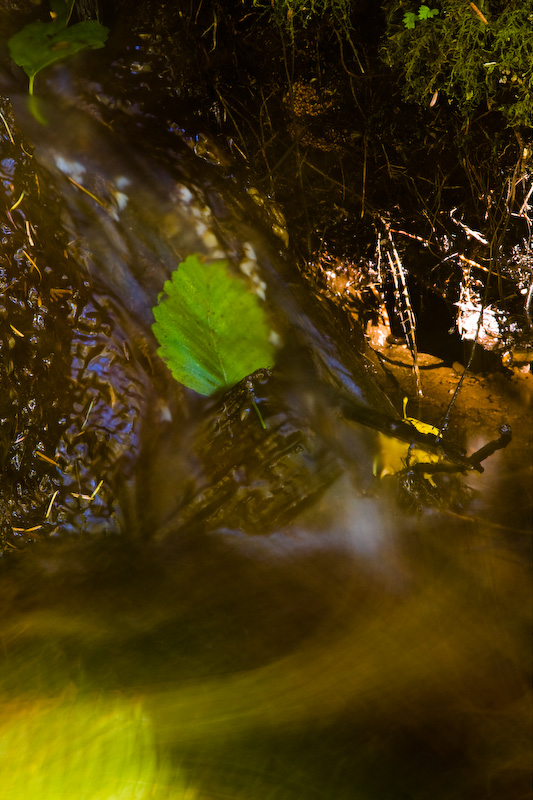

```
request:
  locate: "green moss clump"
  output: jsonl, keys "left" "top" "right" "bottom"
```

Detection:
{"left": 382, "top": 1, "right": 533, "bottom": 126}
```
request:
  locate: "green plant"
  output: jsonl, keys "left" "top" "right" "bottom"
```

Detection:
{"left": 403, "top": 5, "right": 439, "bottom": 28}
{"left": 382, "top": 0, "right": 533, "bottom": 126}
{"left": 152, "top": 255, "right": 277, "bottom": 398}
{"left": 8, "top": 0, "right": 108, "bottom": 95}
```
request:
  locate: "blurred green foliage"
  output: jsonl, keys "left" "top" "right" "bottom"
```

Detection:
{"left": 0, "top": 695, "right": 178, "bottom": 800}
{"left": 8, "top": 0, "right": 108, "bottom": 95}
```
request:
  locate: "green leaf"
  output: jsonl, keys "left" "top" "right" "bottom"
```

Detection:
{"left": 418, "top": 5, "right": 439, "bottom": 20}
{"left": 152, "top": 255, "right": 277, "bottom": 396}
{"left": 8, "top": 11, "right": 108, "bottom": 95}
{"left": 403, "top": 11, "right": 417, "bottom": 29}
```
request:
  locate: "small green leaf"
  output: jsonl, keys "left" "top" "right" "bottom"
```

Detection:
{"left": 418, "top": 5, "right": 439, "bottom": 20}
{"left": 8, "top": 9, "right": 108, "bottom": 95}
{"left": 403, "top": 11, "right": 418, "bottom": 29}
{"left": 152, "top": 255, "right": 277, "bottom": 396}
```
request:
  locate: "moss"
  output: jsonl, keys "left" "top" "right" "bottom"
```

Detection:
{"left": 382, "top": 0, "right": 533, "bottom": 126}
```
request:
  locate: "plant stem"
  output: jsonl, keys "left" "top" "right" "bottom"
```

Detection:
{"left": 251, "top": 400, "right": 266, "bottom": 430}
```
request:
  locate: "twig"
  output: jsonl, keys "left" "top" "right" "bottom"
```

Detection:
{"left": 469, "top": 3, "right": 488, "bottom": 25}
{"left": 466, "top": 425, "right": 512, "bottom": 471}
{"left": 382, "top": 222, "right": 422, "bottom": 397}
{"left": 45, "top": 490, "right": 59, "bottom": 519}
{"left": 0, "top": 109, "right": 15, "bottom": 144}
{"left": 361, "top": 135, "right": 367, "bottom": 218}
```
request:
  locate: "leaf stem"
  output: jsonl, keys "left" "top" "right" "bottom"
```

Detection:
{"left": 66, "top": 0, "right": 76, "bottom": 26}
{"left": 251, "top": 400, "right": 266, "bottom": 430}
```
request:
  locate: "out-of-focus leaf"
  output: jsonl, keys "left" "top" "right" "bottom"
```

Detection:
{"left": 8, "top": 3, "right": 108, "bottom": 95}
{"left": 49, "top": 0, "right": 75, "bottom": 26}
{"left": 152, "top": 255, "right": 277, "bottom": 396}
{"left": 0, "top": 695, "right": 172, "bottom": 800}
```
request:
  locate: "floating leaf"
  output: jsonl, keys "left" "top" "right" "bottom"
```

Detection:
{"left": 152, "top": 255, "right": 277, "bottom": 396}
{"left": 8, "top": 0, "right": 108, "bottom": 95}
{"left": 373, "top": 397, "right": 441, "bottom": 483}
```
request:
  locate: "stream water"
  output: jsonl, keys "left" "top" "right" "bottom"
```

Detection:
{"left": 0, "top": 13, "right": 531, "bottom": 800}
